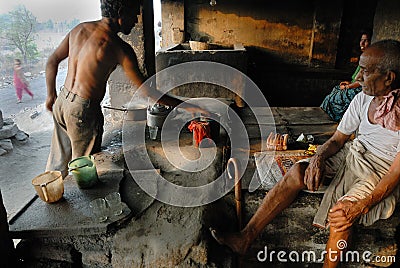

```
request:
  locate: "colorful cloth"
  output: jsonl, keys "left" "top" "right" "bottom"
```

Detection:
{"left": 13, "top": 67, "right": 33, "bottom": 101}
{"left": 374, "top": 89, "right": 400, "bottom": 131}
{"left": 351, "top": 65, "right": 361, "bottom": 82}
{"left": 320, "top": 67, "right": 362, "bottom": 122}
{"left": 320, "top": 85, "right": 362, "bottom": 122}
{"left": 188, "top": 120, "right": 211, "bottom": 147}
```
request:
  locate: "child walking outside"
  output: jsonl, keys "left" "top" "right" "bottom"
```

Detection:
{"left": 13, "top": 59, "right": 34, "bottom": 103}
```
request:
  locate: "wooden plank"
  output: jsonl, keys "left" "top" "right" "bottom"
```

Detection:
{"left": 273, "top": 107, "right": 335, "bottom": 125}
{"left": 245, "top": 124, "right": 337, "bottom": 145}
{"left": 240, "top": 107, "right": 335, "bottom": 126}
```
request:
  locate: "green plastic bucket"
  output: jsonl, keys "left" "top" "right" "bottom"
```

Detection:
{"left": 68, "top": 155, "right": 98, "bottom": 188}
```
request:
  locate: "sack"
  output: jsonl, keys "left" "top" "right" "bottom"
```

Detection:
{"left": 254, "top": 151, "right": 311, "bottom": 190}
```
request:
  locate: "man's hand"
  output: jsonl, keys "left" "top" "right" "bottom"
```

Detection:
{"left": 328, "top": 200, "right": 366, "bottom": 232}
{"left": 339, "top": 81, "right": 350, "bottom": 90}
{"left": 304, "top": 155, "right": 325, "bottom": 192}
{"left": 46, "top": 95, "right": 57, "bottom": 112}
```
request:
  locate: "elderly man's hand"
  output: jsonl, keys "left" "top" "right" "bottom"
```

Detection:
{"left": 328, "top": 200, "right": 366, "bottom": 232}
{"left": 304, "top": 155, "right": 325, "bottom": 192}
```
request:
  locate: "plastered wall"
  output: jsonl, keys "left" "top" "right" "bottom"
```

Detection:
{"left": 373, "top": 0, "right": 400, "bottom": 42}
{"left": 162, "top": 0, "right": 343, "bottom": 67}
{"left": 108, "top": 14, "right": 146, "bottom": 110}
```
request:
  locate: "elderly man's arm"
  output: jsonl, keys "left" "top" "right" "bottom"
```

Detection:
{"left": 329, "top": 152, "right": 400, "bottom": 232}
{"left": 304, "top": 130, "right": 350, "bottom": 192}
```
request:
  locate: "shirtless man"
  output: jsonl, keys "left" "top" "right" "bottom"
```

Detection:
{"left": 45, "top": 0, "right": 202, "bottom": 177}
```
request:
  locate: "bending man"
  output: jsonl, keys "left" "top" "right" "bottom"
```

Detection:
{"left": 45, "top": 0, "right": 203, "bottom": 177}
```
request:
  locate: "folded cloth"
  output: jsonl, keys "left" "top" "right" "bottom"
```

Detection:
{"left": 313, "top": 140, "right": 400, "bottom": 228}
{"left": 374, "top": 89, "right": 400, "bottom": 131}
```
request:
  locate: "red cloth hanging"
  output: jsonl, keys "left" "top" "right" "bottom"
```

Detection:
{"left": 188, "top": 120, "right": 211, "bottom": 147}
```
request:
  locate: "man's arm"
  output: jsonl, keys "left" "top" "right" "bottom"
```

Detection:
{"left": 329, "top": 152, "right": 400, "bottom": 232}
{"left": 118, "top": 42, "right": 181, "bottom": 106}
{"left": 45, "top": 33, "right": 70, "bottom": 111}
{"left": 304, "top": 130, "right": 350, "bottom": 192}
{"left": 118, "top": 42, "right": 208, "bottom": 115}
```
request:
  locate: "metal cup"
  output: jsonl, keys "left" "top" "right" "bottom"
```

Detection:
{"left": 148, "top": 126, "right": 158, "bottom": 140}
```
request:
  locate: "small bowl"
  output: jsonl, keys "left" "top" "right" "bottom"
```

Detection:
{"left": 189, "top": 41, "right": 209, "bottom": 50}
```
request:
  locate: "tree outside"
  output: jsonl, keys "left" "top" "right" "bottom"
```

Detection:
{"left": 0, "top": 5, "right": 80, "bottom": 87}
{"left": 0, "top": 5, "right": 39, "bottom": 65}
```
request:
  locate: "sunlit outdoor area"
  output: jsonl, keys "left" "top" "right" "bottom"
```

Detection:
{"left": 0, "top": 0, "right": 101, "bottom": 238}
{"left": 0, "top": 0, "right": 101, "bottom": 79}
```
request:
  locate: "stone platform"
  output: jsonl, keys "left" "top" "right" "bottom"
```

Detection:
{"left": 8, "top": 107, "right": 399, "bottom": 267}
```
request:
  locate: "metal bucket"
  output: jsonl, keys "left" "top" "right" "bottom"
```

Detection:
{"left": 32, "top": 171, "right": 64, "bottom": 203}
{"left": 147, "top": 104, "right": 172, "bottom": 128}
{"left": 68, "top": 155, "right": 99, "bottom": 188}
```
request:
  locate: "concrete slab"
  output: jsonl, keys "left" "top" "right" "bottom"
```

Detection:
{"left": 120, "top": 170, "right": 157, "bottom": 218}
{"left": 9, "top": 171, "right": 130, "bottom": 238}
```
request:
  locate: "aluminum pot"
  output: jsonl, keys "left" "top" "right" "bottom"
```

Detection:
{"left": 147, "top": 104, "right": 172, "bottom": 128}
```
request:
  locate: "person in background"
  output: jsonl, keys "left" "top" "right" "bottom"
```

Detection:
{"left": 13, "top": 59, "right": 34, "bottom": 104}
{"left": 320, "top": 30, "right": 372, "bottom": 122}
{"left": 45, "top": 0, "right": 205, "bottom": 178}
{"left": 211, "top": 40, "right": 400, "bottom": 268}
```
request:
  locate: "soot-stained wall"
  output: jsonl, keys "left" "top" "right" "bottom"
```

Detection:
{"left": 159, "top": 0, "right": 381, "bottom": 106}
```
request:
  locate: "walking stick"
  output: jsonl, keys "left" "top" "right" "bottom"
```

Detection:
{"left": 227, "top": 158, "right": 242, "bottom": 230}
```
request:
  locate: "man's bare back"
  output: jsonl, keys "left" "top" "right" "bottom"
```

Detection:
{"left": 47, "top": 19, "right": 143, "bottom": 107}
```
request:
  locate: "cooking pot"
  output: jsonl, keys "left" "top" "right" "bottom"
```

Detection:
{"left": 103, "top": 104, "right": 147, "bottom": 121}
{"left": 32, "top": 171, "right": 64, "bottom": 203}
{"left": 147, "top": 104, "right": 173, "bottom": 128}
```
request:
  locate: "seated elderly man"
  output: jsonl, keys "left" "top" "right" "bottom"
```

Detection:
{"left": 210, "top": 39, "right": 400, "bottom": 268}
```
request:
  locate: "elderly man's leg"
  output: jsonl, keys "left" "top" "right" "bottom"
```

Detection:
{"left": 211, "top": 162, "right": 308, "bottom": 255}
{"left": 323, "top": 226, "right": 352, "bottom": 268}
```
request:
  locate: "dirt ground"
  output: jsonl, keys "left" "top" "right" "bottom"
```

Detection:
{"left": 0, "top": 71, "right": 65, "bottom": 219}
{"left": 0, "top": 106, "right": 53, "bottom": 219}
{"left": 0, "top": 68, "right": 116, "bottom": 220}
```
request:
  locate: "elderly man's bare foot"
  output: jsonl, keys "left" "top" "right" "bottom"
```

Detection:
{"left": 209, "top": 227, "right": 249, "bottom": 255}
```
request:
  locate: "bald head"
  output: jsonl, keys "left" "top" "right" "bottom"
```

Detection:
{"left": 364, "top": 40, "right": 400, "bottom": 88}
